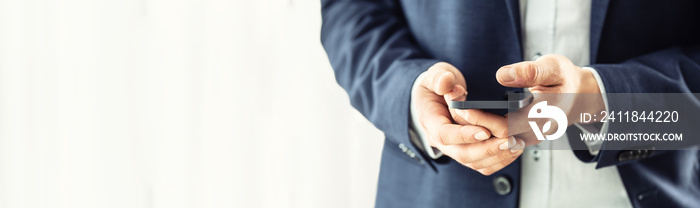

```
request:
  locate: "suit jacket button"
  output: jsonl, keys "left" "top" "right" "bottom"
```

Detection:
{"left": 399, "top": 143, "right": 408, "bottom": 152}
{"left": 493, "top": 176, "right": 512, "bottom": 196}
{"left": 406, "top": 150, "right": 416, "bottom": 158}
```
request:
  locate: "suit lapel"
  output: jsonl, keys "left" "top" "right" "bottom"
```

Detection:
{"left": 590, "top": 0, "right": 611, "bottom": 64}
{"left": 505, "top": 0, "right": 609, "bottom": 63}
{"left": 504, "top": 0, "right": 522, "bottom": 61}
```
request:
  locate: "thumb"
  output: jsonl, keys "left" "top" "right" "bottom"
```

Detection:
{"left": 421, "top": 63, "right": 459, "bottom": 95}
{"left": 496, "top": 57, "right": 563, "bottom": 88}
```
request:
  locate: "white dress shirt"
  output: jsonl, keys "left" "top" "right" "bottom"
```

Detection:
{"left": 409, "top": 0, "right": 633, "bottom": 207}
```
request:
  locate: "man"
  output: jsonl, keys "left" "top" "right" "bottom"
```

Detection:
{"left": 321, "top": 0, "right": 700, "bottom": 207}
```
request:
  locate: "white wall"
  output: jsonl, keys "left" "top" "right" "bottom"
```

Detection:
{"left": 0, "top": 0, "right": 384, "bottom": 207}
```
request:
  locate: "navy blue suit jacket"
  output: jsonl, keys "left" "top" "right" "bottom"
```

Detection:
{"left": 321, "top": 0, "right": 700, "bottom": 207}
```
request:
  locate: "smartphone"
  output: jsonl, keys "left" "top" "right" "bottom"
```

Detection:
{"left": 449, "top": 94, "right": 533, "bottom": 110}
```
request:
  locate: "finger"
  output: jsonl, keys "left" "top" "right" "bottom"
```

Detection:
{"left": 475, "top": 139, "right": 525, "bottom": 176}
{"left": 514, "top": 130, "right": 548, "bottom": 147}
{"left": 445, "top": 84, "right": 468, "bottom": 124}
{"left": 496, "top": 56, "right": 564, "bottom": 88}
{"left": 455, "top": 109, "right": 509, "bottom": 138}
{"left": 421, "top": 102, "right": 492, "bottom": 145}
{"left": 444, "top": 84, "right": 467, "bottom": 102}
{"left": 446, "top": 136, "right": 516, "bottom": 163}
{"left": 421, "top": 63, "right": 462, "bottom": 95}
{"left": 464, "top": 140, "right": 525, "bottom": 170}
{"left": 502, "top": 94, "right": 554, "bottom": 136}
{"left": 434, "top": 124, "right": 492, "bottom": 145}
{"left": 475, "top": 153, "right": 519, "bottom": 176}
{"left": 505, "top": 93, "right": 567, "bottom": 138}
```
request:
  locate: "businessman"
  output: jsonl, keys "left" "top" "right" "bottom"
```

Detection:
{"left": 321, "top": 0, "right": 700, "bottom": 207}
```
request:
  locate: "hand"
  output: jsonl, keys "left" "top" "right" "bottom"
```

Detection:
{"left": 413, "top": 62, "right": 524, "bottom": 175}
{"left": 495, "top": 54, "right": 605, "bottom": 145}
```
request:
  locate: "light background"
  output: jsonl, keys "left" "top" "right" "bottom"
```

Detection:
{"left": 0, "top": 0, "right": 384, "bottom": 207}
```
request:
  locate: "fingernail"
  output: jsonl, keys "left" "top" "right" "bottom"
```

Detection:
{"left": 499, "top": 137, "right": 514, "bottom": 150}
{"left": 508, "top": 136, "right": 516, "bottom": 149}
{"left": 500, "top": 67, "right": 516, "bottom": 82}
{"left": 438, "top": 71, "right": 453, "bottom": 85}
{"left": 511, "top": 139, "right": 525, "bottom": 153}
{"left": 499, "top": 140, "right": 509, "bottom": 150}
{"left": 475, "top": 131, "right": 489, "bottom": 140}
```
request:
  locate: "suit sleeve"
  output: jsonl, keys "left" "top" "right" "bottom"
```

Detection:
{"left": 578, "top": 45, "right": 700, "bottom": 168}
{"left": 320, "top": 0, "right": 439, "bottom": 160}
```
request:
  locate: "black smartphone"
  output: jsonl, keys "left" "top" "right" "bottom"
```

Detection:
{"left": 449, "top": 94, "right": 533, "bottom": 110}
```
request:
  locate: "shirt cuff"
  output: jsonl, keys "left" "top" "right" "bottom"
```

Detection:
{"left": 573, "top": 67, "right": 610, "bottom": 156}
{"left": 409, "top": 72, "right": 443, "bottom": 159}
